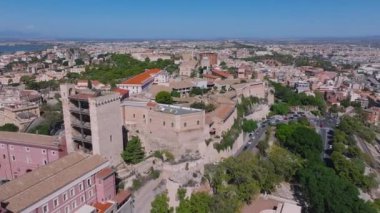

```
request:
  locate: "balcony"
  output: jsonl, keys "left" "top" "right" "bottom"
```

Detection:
{"left": 72, "top": 134, "right": 92, "bottom": 143}
{"left": 69, "top": 105, "right": 90, "bottom": 115}
{"left": 71, "top": 120, "right": 91, "bottom": 129}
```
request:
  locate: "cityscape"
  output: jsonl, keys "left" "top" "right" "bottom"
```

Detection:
{"left": 1, "top": 1, "right": 380, "bottom": 213}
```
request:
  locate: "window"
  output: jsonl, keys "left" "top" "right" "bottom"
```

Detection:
{"left": 88, "top": 189, "right": 94, "bottom": 197}
{"left": 184, "top": 122, "right": 187, "bottom": 127}
{"left": 52, "top": 151, "right": 56, "bottom": 155}
{"left": 42, "top": 204, "right": 48, "bottom": 213}
{"left": 65, "top": 206, "right": 70, "bottom": 213}
{"left": 80, "top": 195, "right": 85, "bottom": 203}
{"left": 143, "top": 114, "right": 145, "bottom": 119}
{"left": 150, "top": 118, "right": 152, "bottom": 123}
{"left": 171, "top": 122, "right": 174, "bottom": 127}
{"left": 72, "top": 201, "right": 77, "bottom": 209}
{"left": 79, "top": 183, "right": 84, "bottom": 191}
{"left": 163, "top": 121, "right": 165, "bottom": 126}
{"left": 12, "top": 155, "right": 15, "bottom": 161}
{"left": 43, "top": 160, "right": 47, "bottom": 165}
{"left": 87, "top": 178, "right": 92, "bottom": 187}
{"left": 70, "top": 188, "right": 75, "bottom": 196}
{"left": 3, "top": 154, "right": 5, "bottom": 159}
{"left": 133, "top": 114, "right": 135, "bottom": 118}
{"left": 53, "top": 198, "right": 59, "bottom": 208}
{"left": 63, "top": 193, "right": 68, "bottom": 201}
{"left": 110, "top": 135, "right": 112, "bottom": 142}
{"left": 9, "top": 145, "right": 14, "bottom": 150}
{"left": 197, "top": 120, "right": 200, "bottom": 125}
{"left": 42, "top": 149, "right": 46, "bottom": 154}
{"left": 0, "top": 144, "right": 4, "bottom": 149}
{"left": 25, "top": 147, "right": 30, "bottom": 152}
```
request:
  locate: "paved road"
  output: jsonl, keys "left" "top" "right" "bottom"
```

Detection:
{"left": 134, "top": 178, "right": 166, "bottom": 213}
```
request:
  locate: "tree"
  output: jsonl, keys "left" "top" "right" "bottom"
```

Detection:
{"left": 87, "top": 79, "right": 92, "bottom": 89}
{"left": 75, "top": 58, "right": 84, "bottom": 65}
{"left": 170, "top": 90, "right": 180, "bottom": 97}
{"left": 0, "top": 123, "right": 19, "bottom": 132}
{"left": 190, "top": 101, "right": 216, "bottom": 112}
{"left": 241, "top": 119, "right": 257, "bottom": 133}
{"left": 270, "top": 102, "right": 289, "bottom": 115}
{"left": 121, "top": 136, "right": 145, "bottom": 164}
{"left": 151, "top": 193, "right": 173, "bottom": 213}
{"left": 268, "top": 145, "right": 303, "bottom": 181}
{"left": 297, "top": 163, "right": 376, "bottom": 213}
{"left": 155, "top": 91, "right": 173, "bottom": 104}
{"left": 176, "top": 192, "right": 212, "bottom": 213}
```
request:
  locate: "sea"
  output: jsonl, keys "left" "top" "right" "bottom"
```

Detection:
{"left": 0, "top": 44, "right": 51, "bottom": 55}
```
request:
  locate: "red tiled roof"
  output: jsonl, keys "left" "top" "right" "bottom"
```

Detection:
{"left": 68, "top": 93, "right": 95, "bottom": 101}
{"left": 211, "top": 70, "right": 231, "bottom": 78}
{"left": 113, "top": 190, "right": 132, "bottom": 205}
{"left": 112, "top": 88, "right": 129, "bottom": 96}
{"left": 120, "top": 68, "right": 161, "bottom": 85}
{"left": 147, "top": 101, "right": 158, "bottom": 107}
{"left": 202, "top": 74, "right": 220, "bottom": 79}
{"left": 215, "top": 104, "right": 235, "bottom": 121}
{"left": 92, "top": 80, "right": 101, "bottom": 86}
{"left": 96, "top": 168, "right": 114, "bottom": 180}
{"left": 93, "top": 202, "right": 113, "bottom": 213}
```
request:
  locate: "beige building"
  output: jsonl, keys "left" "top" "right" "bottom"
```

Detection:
{"left": 60, "top": 84, "right": 124, "bottom": 166}
{"left": 121, "top": 100, "right": 206, "bottom": 158}
{"left": 0, "top": 104, "right": 40, "bottom": 130}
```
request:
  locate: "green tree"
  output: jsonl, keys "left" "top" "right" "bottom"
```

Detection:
{"left": 241, "top": 119, "right": 257, "bottom": 133}
{"left": 270, "top": 102, "right": 289, "bottom": 115}
{"left": 176, "top": 192, "right": 212, "bottom": 213}
{"left": 297, "top": 163, "right": 376, "bottom": 213}
{"left": 121, "top": 136, "right": 145, "bottom": 164}
{"left": 170, "top": 90, "right": 180, "bottom": 97}
{"left": 268, "top": 145, "right": 303, "bottom": 181}
{"left": 75, "top": 58, "right": 84, "bottom": 65}
{"left": 0, "top": 123, "right": 19, "bottom": 132}
{"left": 151, "top": 193, "right": 173, "bottom": 213}
{"left": 155, "top": 91, "right": 173, "bottom": 104}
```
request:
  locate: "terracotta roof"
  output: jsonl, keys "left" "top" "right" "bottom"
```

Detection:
{"left": 112, "top": 88, "right": 129, "bottom": 96}
{"left": 147, "top": 101, "right": 158, "bottom": 107}
{"left": 96, "top": 168, "right": 114, "bottom": 180}
{"left": 0, "top": 132, "right": 61, "bottom": 149}
{"left": 113, "top": 190, "right": 132, "bottom": 205}
{"left": 202, "top": 74, "right": 220, "bottom": 79}
{"left": 215, "top": 104, "right": 236, "bottom": 122}
{"left": 211, "top": 70, "right": 231, "bottom": 78}
{"left": 69, "top": 93, "right": 95, "bottom": 101}
{"left": 120, "top": 68, "right": 161, "bottom": 85}
{"left": 0, "top": 152, "right": 109, "bottom": 212}
{"left": 91, "top": 80, "right": 101, "bottom": 86}
{"left": 93, "top": 202, "right": 113, "bottom": 213}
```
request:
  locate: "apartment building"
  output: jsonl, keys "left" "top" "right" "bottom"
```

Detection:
{"left": 199, "top": 52, "right": 218, "bottom": 67}
{"left": 121, "top": 100, "right": 206, "bottom": 157}
{"left": 116, "top": 68, "right": 168, "bottom": 95}
{"left": 0, "top": 152, "right": 118, "bottom": 213}
{"left": 60, "top": 84, "right": 124, "bottom": 166}
{"left": 0, "top": 132, "right": 66, "bottom": 180}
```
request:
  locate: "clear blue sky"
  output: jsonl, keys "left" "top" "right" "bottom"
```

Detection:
{"left": 1, "top": 0, "right": 380, "bottom": 39}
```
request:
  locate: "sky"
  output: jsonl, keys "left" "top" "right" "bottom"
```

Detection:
{"left": 1, "top": 0, "right": 380, "bottom": 39}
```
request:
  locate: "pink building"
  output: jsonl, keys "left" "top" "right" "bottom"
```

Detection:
{"left": 0, "top": 152, "right": 117, "bottom": 213}
{"left": 0, "top": 132, "right": 67, "bottom": 181}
